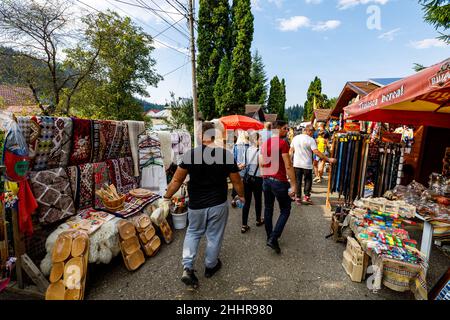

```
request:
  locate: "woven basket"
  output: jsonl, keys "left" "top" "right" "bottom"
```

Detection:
{"left": 102, "top": 194, "right": 126, "bottom": 211}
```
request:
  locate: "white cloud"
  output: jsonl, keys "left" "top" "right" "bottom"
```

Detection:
{"left": 312, "top": 20, "right": 341, "bottom": 31}
{"left": 410, "top": 38, "right": 448, "bottom": 49}
{"left": 278, "top": 16, "right": 341, "bottom": 32}
{"left": 305, "top": 0, "right": 323, "bottom": 4}
{"left": 252, "top": 0, "right": 263, "bottom": 11}
{"left": 337, "top": 0, "right": 389, "bottom": 10}
{"left": 268, "top": 0, "right": 284, "bottom": 8}
{"left": 378, "top": 28, "right": 401, "bottom": 41}
{"left": 278, "top": 16, "right": 311, "bottom": 31}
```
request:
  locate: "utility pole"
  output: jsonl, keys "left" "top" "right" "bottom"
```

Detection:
{"left": 188, "top": 0, "right": 200, "bottom": 147}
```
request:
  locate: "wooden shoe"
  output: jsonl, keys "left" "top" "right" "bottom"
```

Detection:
{"left": 159, "top": 219, "right": 173, "bottom": 244}
{"left": 121, "top": 237, "right": 141, "bottom": 256}
{"left": 65, "top": 288, "right": 82, "bottom": 300}
{"left": 123, "top": 249, "right": 145, "bottom": 271}
{"left": 143, "top": 235, "right": 161, "bottom": 257}
{"left": 118, "top": 220, "right": 136, "bottom": 240}
{"left": 46, "top": 280, "right": 65, "bottom": 300}
{"left": 64, "top": 257, "right": 84, "bottom": 290}
{"left": 52, "top": 233, "right": 73, "bottom": 263}
{"left": 134, "top": 215, "right": 151, "bottom": 233}
{"left": 139, "top": 225, "right": 156, "bottom": 244}
{"left": 49, "top": 262, "right": 64, "bottom": 283}
{"left": 71, "top": 233, "right": 88, "bottom": 257}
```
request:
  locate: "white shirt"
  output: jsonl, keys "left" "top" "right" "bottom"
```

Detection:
{"left": 244, "top": 146, "right": 261, "bottom": 177}
{"left": 290, "top": 134, "right": 318, "bottom": 170}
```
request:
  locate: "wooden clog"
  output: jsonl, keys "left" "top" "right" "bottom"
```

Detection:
{"left": 139, "top": 226, "right": 156, "bottom": 244}
{"left": 118, "top": 220, "right": 136, "bottom": 240}
{"left": 49, "top": 262, "right": 64, "bottom": 283}
{"left": 64, "top": 257, "right": 84, "bottom": 289}
{"left": 143, "top": 235, "right": 161, "bottom": 257}
{"left": 159, "top": 220, "right": 173, "bottom": 244}
{"left": 121, "top": 237, "right": 141, "bottom": 256}
{"left": 46, "top": 280, "right": 65, "bottom": 300}
{"left": 65, "top": 288, "right": 82, "bottom": 300}
{"left": 71, "top": 234, "right": 88, "bottom": 257}
{"left": 124, "top": 249, "right": 145, "bottom": 271}
{"left": 135, "top": 215, "right": 151, "bottom": 232}
{"left": 52, "top": 233, "right": 73, "bottom": 263}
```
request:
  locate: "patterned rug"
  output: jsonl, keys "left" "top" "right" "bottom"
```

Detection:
{"left": 100, "top": 194, "right": 160, "bottom": 219}
{"left": 93, "top": 161, "right": 111, "bottom": 208}
{"left": 78, "top": 163, "right": 94, "bottom": 210}
{"left": 47, "top": 117, "right": 73, "bottom": 169}
{"left": 29, "top": 167, "right": 76, "bottom": 224}
{"left": 69, "top": 118, "right": 93, "bottom": 166}
{"left": 66, "top": 165, "right": 80, "bottom": 210}
{"left": 106, "top": 157, "right": 137, "bottom": 194}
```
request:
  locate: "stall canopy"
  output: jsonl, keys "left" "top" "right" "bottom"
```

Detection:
{"left": 219, "top": 115, "right": 264, "bottom": 131}
{"left": 344, "top": 58, "right": 450, "bottom": 128}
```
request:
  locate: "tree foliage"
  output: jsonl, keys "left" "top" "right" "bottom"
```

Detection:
{"left": 68, "top": 10, "right": 161, "bottom": 120}
{"left": 225, "top": 0, "right": 254, "bottom": 116}
{"left": 197, "top": 0, "right": 231, "bottom": 120}
{"left": 214, "top": 55, "right": 232, "bottom": 115}
{"left": 303, "top": 76, "right": 325, "bottom": 121}
{"left": 247, "top": 50, "right": 267, "bottom": 106}
{"left": 419, "top": 0, "right": 450, "bottom": 43}
{"left": 286, "top": 104, "right": 304, "bottom": 122}
{"left": 164, "top": 92, "right": 194, "bottom": 136}
{"left": 267, "top": 76, "right": 283, "bottom": 114}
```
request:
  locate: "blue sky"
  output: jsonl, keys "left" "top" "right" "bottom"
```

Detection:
{"left": 81, "top": 0, "right": 449, "bottom": 107}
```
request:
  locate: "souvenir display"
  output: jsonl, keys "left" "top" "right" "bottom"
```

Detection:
{"left": 46, "top": 230, "right": 89, "bottom": 300}
{"left": 117, "top": 220, "right": 145, "bottom": 271}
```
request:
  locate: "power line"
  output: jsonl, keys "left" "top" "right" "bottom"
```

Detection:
{"left": 135, "top": 0, "right": 190, "bottom": 40}
{"left": 164, "top": 0, "right": 187, "bottom": 17}
{"left": 110, "top": 0, "right": 184, "bottom": 16}
{"left": 75, "top": 0, "right": 189, "bottom": 56}
{"left": 162, "top": 60, "right": 190, "bottom": 77}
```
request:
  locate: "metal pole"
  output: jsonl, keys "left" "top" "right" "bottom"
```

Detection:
{"left": 188, "top": 0, "right": 200, "bottom": 147}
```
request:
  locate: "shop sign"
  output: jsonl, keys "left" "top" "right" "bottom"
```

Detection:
{"left": 344, "top": 123, "right": 361, "bottom": 132}
{"left": 381, "top": 132, "right": 402, "bottom": 143}
{"left": 430, "top": 59, "right": 450, "bottom": 88}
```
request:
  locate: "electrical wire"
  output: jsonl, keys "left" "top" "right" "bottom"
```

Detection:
{"left": 76, "top": 0, "right": 190, "bottom": 56}
{"left": 111, "top": 0, "right": 184, "bottom": 16}
{"left": 162, "top": 60, "right": 190, "bottom": 77}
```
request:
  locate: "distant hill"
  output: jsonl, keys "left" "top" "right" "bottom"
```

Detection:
{"left": 135, "top": 98, "right": 166, "bottom": 112}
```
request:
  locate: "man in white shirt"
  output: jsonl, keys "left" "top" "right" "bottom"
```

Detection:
{"left": 290, "top": 124, "right": 336, "bottom": 205}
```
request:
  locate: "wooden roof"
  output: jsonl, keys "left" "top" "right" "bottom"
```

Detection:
{"left": 312, "top": 109, "right": 332, "bottom": 122}
{"left": 265, "top": 114, "right": 278, "bottom": 122}
{"left": 331, "top": 81, "right": 381, "bottom": 116}
{"left": 245, "top": 104, "right": 262, "bottom": 114}
{"left": 0, "top": 84, "right": 35, "bottom": 107}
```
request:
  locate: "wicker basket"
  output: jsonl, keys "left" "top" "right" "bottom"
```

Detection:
{"left": 102, "top": 194, "right": 126, "bottom": 211}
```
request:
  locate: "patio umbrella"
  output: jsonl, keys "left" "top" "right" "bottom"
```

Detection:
{"left": 343, "top": 58, "right": 450, "bottom": 128}
{"left": 219, "top": 115, "right": 264, "bottom": 131}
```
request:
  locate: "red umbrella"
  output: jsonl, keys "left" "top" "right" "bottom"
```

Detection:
{"left": 219, "top": 115, "right": 264, "bottom": 131}
{"left": 344, "top": 58, "right": 450, "bottom": 128}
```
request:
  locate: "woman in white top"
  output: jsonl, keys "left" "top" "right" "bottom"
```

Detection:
{"left": 240, "top": 132, "right": 264, "bottom": 233}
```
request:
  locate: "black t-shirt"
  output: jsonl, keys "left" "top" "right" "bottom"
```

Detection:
{"left": 179, "top": 145, "right": 239, "bottom": 210}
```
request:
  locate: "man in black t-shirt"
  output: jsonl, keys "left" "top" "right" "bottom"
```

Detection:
{"left": 163, "top": 122, "right": 245, "bottom": 289}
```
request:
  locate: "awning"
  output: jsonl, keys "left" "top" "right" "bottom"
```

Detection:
{"left": 344, "top": 58, "right": 450, "bottom": 128}
{"left": 219, "top": 115, "right": 264, "bottom": 131}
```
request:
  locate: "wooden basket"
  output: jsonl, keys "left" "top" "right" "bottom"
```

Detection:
{"left": 102, "top": 194, "right": 126, "bottom": 211}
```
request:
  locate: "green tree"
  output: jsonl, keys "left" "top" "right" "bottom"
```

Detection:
{"left": 247, "top": 50, "right": 267, "bottom": 105}
{"left": 279, "top": 78, "right": 287, "bottom": 120}
{"left": 286, "top": 104, "right": 304, "bottom": 122}
{"left": 68, "top": 10, "right": 161, "bottom": 120}
{"left": 419, "top": 0, "right": 450, "bottom": 43}
{"left": 323, "top": 95, "right": 337, "bottom": 110}
{"left": 267, "top": 76, "right": 282, "bottom": 114}
{"left": 226, "top": 0, "right": 254, "bottom": 115}
{"left": 214, "top": 56, "right": 232, "bottom": 115}
{"left": 303, "top": 76, "right": 325, "bottom": 121}
{"left": 197, "top": 0, "right": 231, "bottom": 120}
{"left": 413, "top": 63, "right": 427, "bottom": 72}
{"left": 164, "top": 92, "right": 194, "bottom": 136}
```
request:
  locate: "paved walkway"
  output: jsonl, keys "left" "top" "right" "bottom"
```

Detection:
{"left": 85, "top": 178, "right": 449, "bottom": 300}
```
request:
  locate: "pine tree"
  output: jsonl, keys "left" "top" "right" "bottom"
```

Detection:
{"left": 214, "top": 56, "right": 231, "bottom": 115}
{"left": 197, "top": 0, "right": 231, "bottom": 120}
{"left": 303, "top": 76, "right": 325, "bottom": 121}
{"left": 226, "top": 0, "right": 254, "bottom": 115}
{"left": 279, "top": 78, "right": 286, "bottom": 120}
{"left": 419, "top": 0, "right": 450, "bottom": 43}
{"left": 247, "top": 50, "right": 268, "bottom": 105}
{"left": 267, "top": 76, "right": 281, "bottom": 114}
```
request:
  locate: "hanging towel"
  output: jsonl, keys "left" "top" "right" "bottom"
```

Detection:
{"left": 18, "top": 180, "right": 38, "bottom": 236}
{"left": 124, "top": 120, "right": 145, "bottom": 177}
{"left": 156, "top": 131, "right": 174, "bottom": 170}
{"left": 140, "top": 165, "right": 168, "bottom": 196}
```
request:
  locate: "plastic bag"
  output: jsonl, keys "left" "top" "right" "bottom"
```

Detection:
{"left": 0, "top": 113, "right": 30, "bottom": 182}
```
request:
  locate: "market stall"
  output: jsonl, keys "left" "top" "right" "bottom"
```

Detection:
{"left": 0, "top": 112, "right": 191, "bottom": 299}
